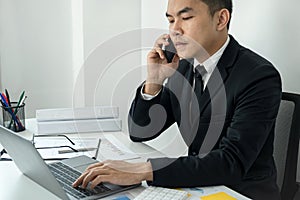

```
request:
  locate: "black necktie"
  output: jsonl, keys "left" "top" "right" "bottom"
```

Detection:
{"left": 190, "top": 64, "right": 206, "bottom": 121}
{"left": 194, "top": 64, "right": 206, "bottom": 98}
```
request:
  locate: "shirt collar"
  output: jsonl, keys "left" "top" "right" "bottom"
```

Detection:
{"left": 194, "top": 36, "right": 230, "bottom": 74}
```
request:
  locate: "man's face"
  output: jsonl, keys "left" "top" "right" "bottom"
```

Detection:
{"left": 166, "top": 0, "right": 219, "bottom": 60}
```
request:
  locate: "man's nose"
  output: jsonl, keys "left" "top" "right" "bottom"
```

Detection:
{"left": 170, "top": 21, "right": 183, "bottom": 37}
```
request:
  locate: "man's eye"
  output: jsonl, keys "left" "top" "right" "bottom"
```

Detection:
{"left": 182, "top": 16, "right": 193, "bottom": 20}
{"left": 168, "top": 20, "right": 175, "bottom": 24}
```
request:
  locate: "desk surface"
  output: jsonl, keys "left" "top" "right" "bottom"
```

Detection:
{"left": 0, "top": 119, "right": 251, "bottom": 200}
{"left": 0, "top": 161, "right": 61, "bottom": 200}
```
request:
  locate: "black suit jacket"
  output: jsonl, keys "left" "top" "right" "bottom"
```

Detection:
{"left": 128, "top": 36, "right": 282, "bottom": 200}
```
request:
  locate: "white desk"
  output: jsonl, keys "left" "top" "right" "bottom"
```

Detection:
{"left": 0, "top": 161, "right": 61, "bottom": 200}
{"left": 0, "top": 119, "right": 251, "bottom": 200}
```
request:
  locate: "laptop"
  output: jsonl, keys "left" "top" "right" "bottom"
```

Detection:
{"left": 0, "top": 125, "right": 140, "bottom": 200}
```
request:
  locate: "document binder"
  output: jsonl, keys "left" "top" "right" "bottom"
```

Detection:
{"left": 37, "top": 118, "right": 122, "bottom": 134}
{"left": 36, "top": 106, "right": 119, "bottom": 122}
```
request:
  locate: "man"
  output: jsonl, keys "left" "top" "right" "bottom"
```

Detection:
{"left": 74, "top": 0, "right": 282, "bottom": 199}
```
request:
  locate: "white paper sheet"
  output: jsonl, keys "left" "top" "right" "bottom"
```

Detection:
{"left": 33, "top": 137, "right": 100, "bottom": 160}
{"left": 97, "top": 134, "right": 140, "bottom": 161}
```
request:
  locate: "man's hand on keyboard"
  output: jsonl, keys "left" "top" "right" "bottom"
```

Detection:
{"left": 72, "top": 160, "right": 153, "bottom": 189}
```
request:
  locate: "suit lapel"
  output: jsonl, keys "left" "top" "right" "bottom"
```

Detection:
{"left": 198, "top": 35, "right": 240, "bottom": 114}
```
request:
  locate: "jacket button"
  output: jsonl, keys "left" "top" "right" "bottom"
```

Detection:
{"left": 192, "top": 152, "right": 197, "bottom": 156}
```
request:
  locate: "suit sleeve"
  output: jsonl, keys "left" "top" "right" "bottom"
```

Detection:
{"left": 128, "top": 82, "right": 176, "bottom": 142}
{"left": 147, "top": 64, "right": 282, "bottom": 187}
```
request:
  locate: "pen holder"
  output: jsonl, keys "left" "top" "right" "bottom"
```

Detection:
{"left": 1, "top": 102, "right": 26, "bottom": 132}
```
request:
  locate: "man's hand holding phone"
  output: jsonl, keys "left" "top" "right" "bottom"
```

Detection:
{"left": 145, "top": 34, "right": 179, "bottom": 95}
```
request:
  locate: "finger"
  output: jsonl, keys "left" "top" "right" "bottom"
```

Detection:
{"left": 81, "top": 171, "right": 97, "bottom": 188}
{"left": 148, "top": 47, "right": 165, "bottom": 61}
{"left": 86, "top": 162, "right": 104, "bottom": 170}
{"left": 155, "top": 40, "right": 169, "bottom": 49}
{"left": 154, "top": 47, "right": 165, "bottom": 60}
{"left": 101, "top": 159, "right": 113, "bottom": 164}
{"left": 81, "top": 168, "right": 108, "bottom": 189}
{"left": 148, "top": 48, "right": 159, "bottom": 58}
{"left": 158, "top": 34, "right": 169, "bottom": 42}
{"left": 90, "top": 175, "right": 110, "bottom": 189}
{"left": 162, "top": 33, "right": 170, "bottom": 39}
{"left": 154, "top": 34, "right": 170, "bottom": 48}
{"left": 72, "top": 171, "right": 89, "bottom": 187}
{"left": 172, "top": 53, "right": 180, "bottom": 63}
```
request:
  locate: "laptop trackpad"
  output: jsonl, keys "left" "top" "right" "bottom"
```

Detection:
{"left": 61, "top": 155, "right": 98, "bottom": 172}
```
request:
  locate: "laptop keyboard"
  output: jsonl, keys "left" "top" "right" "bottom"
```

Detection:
{"left": 48, "top": 162, "right": 111, "bottom": 199}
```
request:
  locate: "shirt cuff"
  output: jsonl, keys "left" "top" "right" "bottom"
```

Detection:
{"left": 140, "top": 83, "right": 162, "bottom": 100}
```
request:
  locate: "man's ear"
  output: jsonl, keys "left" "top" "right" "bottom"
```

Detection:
{"left": 215, "top": 9, "right": 230, "bottom": 31}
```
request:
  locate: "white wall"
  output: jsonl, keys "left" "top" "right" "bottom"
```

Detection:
{"left": 230, "top": 0, "right": 300, "bottom": 94}
{"left": 0, "top": 0, "right": 142, "bottom": 124}
{"left": 82, "top": 0, "right": 142, "bottom": 132}
{"left": 141, "top": 0, "right": 168, "bottom": 67}
{"left": 0, "top": 0, "right": 74, "bottom": 117}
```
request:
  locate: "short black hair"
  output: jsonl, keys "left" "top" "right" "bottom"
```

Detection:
{"left": 200, "top": 0, "right": 233, "bottom": 29}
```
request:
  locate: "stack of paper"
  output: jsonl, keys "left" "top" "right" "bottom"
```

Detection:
{"left": 36, "top": 106, "right": 121, "bottom": 134}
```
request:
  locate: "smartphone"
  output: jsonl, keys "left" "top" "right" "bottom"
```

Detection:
{"left": 162, "top": 38, "right": 177, "bottom": 63}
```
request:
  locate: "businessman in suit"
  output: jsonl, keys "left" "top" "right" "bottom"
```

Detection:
{"left": 74, "top": 0, "right": 282, "bottom": 199}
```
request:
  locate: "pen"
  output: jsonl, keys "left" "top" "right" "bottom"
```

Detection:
{"left": 5, "top": 89, "right": 11, "bottom": 107}
{"left": 93, "top": 139, "right": 101, "bottom": 160}
{"left": 0, "top": 93, "right": 22, "bottom": 128}
{"left": 58, "top": 147, "right": 98, "bottom": 154}
{"left": 2, "top": 91, "right": 15, "bottom": 114}
{"left": 2, "top": 92, "right": 15, "bottom": 113}
{"left": 8, "top": 91, "right": 25, "bottom": 129}
{"left": 0, "top": 93, "right": 10, "bottom": 109}
{"left": 16, "top": 91, "right": 25, "bottom": 107}
{"left": 1, "top": 92, "right": 18, "bottom": 130}
{"left": 0, "top": 98, "right": 5, "bottom": 107}
{"left": 20, "top": 95, "right": 27, "bottom": 106}
{"left": 1, "top": 93, "right": 9, "bottom": 106}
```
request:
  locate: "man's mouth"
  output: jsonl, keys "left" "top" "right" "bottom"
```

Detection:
{"left": 175, "top": 42, "right": 188, "bottom": 49}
